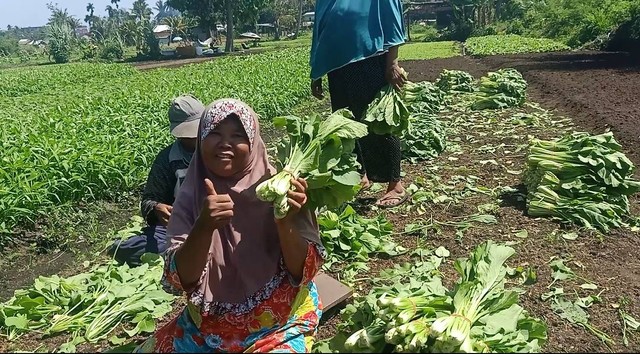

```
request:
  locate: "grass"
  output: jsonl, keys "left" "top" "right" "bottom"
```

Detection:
{"left": 399, "top": 41, "right": 461, "bottom": 61}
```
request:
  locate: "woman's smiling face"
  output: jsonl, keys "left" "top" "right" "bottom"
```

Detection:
{"left": 201, "top": 115, "right": 251, "bottom": 178}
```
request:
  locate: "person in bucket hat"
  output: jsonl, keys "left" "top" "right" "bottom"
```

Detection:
{"left": 108, "top": 95, "right": 205, "bottom": 266}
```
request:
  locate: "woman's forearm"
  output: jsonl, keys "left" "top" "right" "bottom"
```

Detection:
{"left": 174, "top": 220, "right": 213, "bottom": 289}
{"left": 386, "top": 45, "right": 401, "bottom": 69}
{"left": 276, "top": 220, "right": 309, "bottom": 282}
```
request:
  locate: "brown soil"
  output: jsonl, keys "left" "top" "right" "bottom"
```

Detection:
{"left": 404, "top": 51, "right": 640, "bottom": 166}
{"left": 328, "top": 51, "right": 640, "bottom": 352}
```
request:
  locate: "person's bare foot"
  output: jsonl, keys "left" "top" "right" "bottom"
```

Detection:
{"left": 375, "top": 181, "right": 408, "bottom": 208}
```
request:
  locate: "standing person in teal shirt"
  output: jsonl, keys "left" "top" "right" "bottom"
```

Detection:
{"left": 310, "top": 0, "right": 409, "bottom": 208}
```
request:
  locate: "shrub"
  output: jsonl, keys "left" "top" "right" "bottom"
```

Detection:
{"left": 47, "top": 22, "right": 74, "bottom": 63}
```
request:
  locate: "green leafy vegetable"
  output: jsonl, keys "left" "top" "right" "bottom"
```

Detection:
{"left": 550, "top": 296, "right": 614, "bottom": 346}
{"left": 402, "top": 114, "right": 447, "bottom": 164}
{"left": 0, "top": 254, "right": 174, "bottom": 344}
{"left": 465, "top": 35, "right": 570, "bottom": 56}
{"left": 256, "top": 109, "right": 368, "bottom": 218}
{"left": 404, "top": 81, "right": 446, "bottom": 114}
{"left": 318, "top": 205, "right": 405, "bottom": 272}
{"left": 364, "top": 85, "right": 411, "bottom": 136}
{"left": 471, "top": 68, "right": 527, "bottom": 110}
{"left": 435, "top": 70, "right": 475, "bottom": 93}
{"left": 524, "top": 132, "right": 640, "bottom": 232}
{"left": 317, "top": 242, "right": 546, "bottom": 353}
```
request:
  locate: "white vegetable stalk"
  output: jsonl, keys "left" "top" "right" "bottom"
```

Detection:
{"left": 255, "top": 139, "right": 317, "bottom": 218}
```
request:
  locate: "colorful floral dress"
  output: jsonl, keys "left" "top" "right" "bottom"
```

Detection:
{"left": 135, "top": 243, "right": 324, "bottom": 353}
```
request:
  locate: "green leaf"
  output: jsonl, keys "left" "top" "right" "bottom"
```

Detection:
{"left": 5, "top": 315, "right": 29, "bottom": 329}
{"left": 434, "top": 246, "right": 450, "bottom": 258}
{"left": 514, "top": 229, "right": 528, "bottom": 239}
{"left": 549, "top": 259, "right": 575, "bottom": 284}
{"left": 109, "top": 336, "right": 127, "bottom": 345}
{"left": 541, "top": 287, "right": 564, "bottom": 301}
{"left": 561, "top": 232, "right": 579, "bottom": 240}
{"left": 481, "top": 304, "right": 523, "bottom": 334}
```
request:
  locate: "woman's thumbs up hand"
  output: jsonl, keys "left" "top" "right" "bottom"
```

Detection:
{"left": 197, "top": 178, "right": 234, "bottom": 231}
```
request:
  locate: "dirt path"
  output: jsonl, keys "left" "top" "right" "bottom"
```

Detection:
{"left": 130, "top": 49, "right": 269, "bottom": 71}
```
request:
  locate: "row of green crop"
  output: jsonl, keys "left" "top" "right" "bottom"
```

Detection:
{"left": 0, "top": 48, "right": 311, "bottom": 237}
{"left": 0, "top": 63, "right": 137, "bottom": 97}
{"left": 464, "top": 35, "right": 570, "bottom": 56}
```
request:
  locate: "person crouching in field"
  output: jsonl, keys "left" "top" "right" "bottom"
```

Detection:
{"left": 134, "top": 99, "right": 324, "bottom": 353}
{"left": 107, "top": 95, "right": 205, "bottom": 266}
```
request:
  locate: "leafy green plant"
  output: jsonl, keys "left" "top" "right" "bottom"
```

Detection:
{"left": 318, "top": 205, "right": 405, "bottom": 273}
{"left": 524, "top": 132, "right": 640, "bottom": 232}
{"left": 0, "top": 254, "right": 175, "bottom": 346}
{"left": 100, "top": 34, "right": 125, "bottom": 61}
{"left": 317, "top": 242, "right": 546, "bottom": 353}
{"left": 256, "top": 110, "right": 368, "bottom": 218}
{"left": 402, "top": 114, "right": 446, "bottom": 163}
{"left": 465, "top": 35, "right": 570, "bottom": 56}
{"left": 435, "top": 70, "right": 475, "bottom": 93}
{"left": 47, "top": 22, "right": 75, "bottom": 64}
{"left": 364, "top": 83, "right": 411, "bottom": 136}
{"left": 471, "top": 68, "right": 528, "bottom": 110}
{"left": 617, "top": 298, "right": 640, "bottom": 346}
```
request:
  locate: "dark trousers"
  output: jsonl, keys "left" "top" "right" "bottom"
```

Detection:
{"left": 107, "top": 225, "right": 168, "bottom": 267}
{"left": 327, "top": 54, "right": 402, "bottom": 183}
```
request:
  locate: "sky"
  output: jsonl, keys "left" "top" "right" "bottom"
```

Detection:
{"left": 0, "top": 0, "right": 138, "bottom": 29}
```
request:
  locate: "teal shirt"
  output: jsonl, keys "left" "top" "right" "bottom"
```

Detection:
{"left": 310, "top": 0, "right": 406, "bottom": 80}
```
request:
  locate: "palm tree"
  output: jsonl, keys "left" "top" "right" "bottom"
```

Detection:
{"left": 47, "top": 3, "right": 81, "bottom": 30}
{"left": 163, "top": 16, "right": 196, "bottom": 40}
{"left": 154, "top": 0, "right": 169, "bottom": 21}
{"left": 85, "top": 3, "right": 96, "bottom": 26}
{"left": 132, "top": 0, "right": 152, "bottom": 22}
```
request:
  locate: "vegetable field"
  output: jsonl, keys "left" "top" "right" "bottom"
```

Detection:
{"left": 0, "top": 48, "right": 311, "bottom": 244}
{"left": 2, "top": 46, "right": 640, "bottom": 353}
{"left": 399, "top": 42, "right": 461, "bottom": 61}
{"left": 465, "top": 35, "right": 570, "bottom": 56}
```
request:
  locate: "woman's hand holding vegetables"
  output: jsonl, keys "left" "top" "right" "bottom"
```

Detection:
{"left": 197, "top": 178, "right": 234, "bottom": 231}
{"left": 276, "top": 178, "right": 308, "bottom": 225}
{"left": 386, "top": 63, "right": 407, "bottom": 91}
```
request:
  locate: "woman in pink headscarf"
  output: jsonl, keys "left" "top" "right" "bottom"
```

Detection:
{"left": 135, "top": 99, "right": 324, "bottom": 353}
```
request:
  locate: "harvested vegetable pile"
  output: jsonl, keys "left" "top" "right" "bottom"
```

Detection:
{"left": 471, "top": 68, "right": 527, "bottom": 110}
{"left": 402, "top": 114, "right": 446, "bottom": 163}
{"left": 435, "top": 69, "right": 475, "bottom": 93}
{"left": 404, "top": 81, "right": 446, "bottom": 115}
{"left": 318, "top": 206, "right": 405, "bottom": 279}
{"left": 524, "top": 132, "right": 640, "bottom": 232}
{"left": 0, "top": 254, "right": 174, "bottom": 351}
{"left": 256, "top": 109, "right": 368, "bottom": 218}
{"left": 316, "top": 241, "right": 547, "bottom": 353}
{"left": 401, "top": 80, "right": 447, "bottom": 162}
